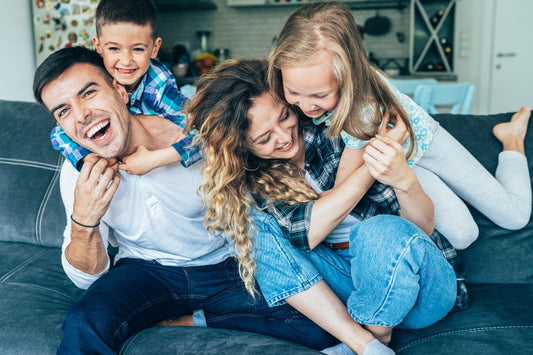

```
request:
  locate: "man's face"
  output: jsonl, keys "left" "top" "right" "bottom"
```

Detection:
{"left": 41, "top": 63, "right": 132, "bottom": 159}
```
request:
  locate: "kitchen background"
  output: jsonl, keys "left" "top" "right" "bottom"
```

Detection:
{"left": 1, "top": 0, "right": 532, "bottom": 115}
{"left": 156, "top": 0, "right": 410, "bottom": 66}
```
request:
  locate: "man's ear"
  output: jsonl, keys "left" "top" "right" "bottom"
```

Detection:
{"left": 151, "top": 37, "right": 162, "bottom": 59}
{"left": 112, "top": 79, "right": 129, "bottom": 103}
{"left": 93, "top": 36, "right": 102, "bottom": 54}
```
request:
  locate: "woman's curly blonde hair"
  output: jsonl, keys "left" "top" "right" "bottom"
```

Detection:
{"left": 185, "top": 59, "right": 318, "bottom": 295}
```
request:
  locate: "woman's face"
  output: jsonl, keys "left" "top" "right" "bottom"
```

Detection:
{"left": 246, "top": 92, "right": 301, "bottom": 161}
{"left": 281, "top": 50, "right": 339, "bottom": 119}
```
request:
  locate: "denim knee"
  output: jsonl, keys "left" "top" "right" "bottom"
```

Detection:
{"left": 57, "top": 299, "right": 115, "bottom": 355}
{"left": 347, "top": 215, "right": 456, "bottom": 328}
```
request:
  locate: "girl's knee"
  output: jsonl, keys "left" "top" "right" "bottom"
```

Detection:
{"left": 444, "top": 221, "right": 479, "bottom": 250}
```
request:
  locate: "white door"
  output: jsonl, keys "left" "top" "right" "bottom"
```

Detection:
{"left": 489, "top": 0, "right": 533, "bottom": 113}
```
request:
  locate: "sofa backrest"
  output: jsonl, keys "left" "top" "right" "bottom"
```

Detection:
{"left": 0, "top": 100, "right": 65, "bottom": 247}
{"left": 435, "top": 112, "right": 533, "bottom": 284}
{"left": 1, "top": 99, "right": 531, "bottom": 284}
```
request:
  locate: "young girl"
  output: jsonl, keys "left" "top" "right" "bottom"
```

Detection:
{"left": 268, "top": 1, "right": 531, "bottom": 250}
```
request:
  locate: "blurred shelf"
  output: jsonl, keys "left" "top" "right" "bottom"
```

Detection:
{"left": 409, "top": 0, "right": 456, "bottom": 74}
{"left": 228, "top": 0, "right": 408, "bottom": 10}
{"left": 154, "top": 0, "right": 217, "bottom": 11}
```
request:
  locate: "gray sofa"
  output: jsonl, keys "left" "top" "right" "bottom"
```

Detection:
{"left": 0, "top": 99, "right": 532, "bottom": 354}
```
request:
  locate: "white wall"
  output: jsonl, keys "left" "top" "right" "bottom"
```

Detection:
{"left": 0, "top": 0, "right": 35, "bottom": 102}
{"left": 454, "top": 0, "right": 494, "bottom": 114}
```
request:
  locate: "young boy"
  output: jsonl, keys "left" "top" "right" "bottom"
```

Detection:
{"left": 50, "top": 0, "right": 200, "bottom": 173}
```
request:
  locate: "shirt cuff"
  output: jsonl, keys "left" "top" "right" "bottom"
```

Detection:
{"left": 61, "top": 251, "right": 110, "bottom": 290}
{"left": 172, "top": 134, "right": 203, "bottom": 167}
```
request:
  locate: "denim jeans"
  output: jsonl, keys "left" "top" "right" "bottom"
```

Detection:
{"left": 254, "top": 214, "right": 457, "bottom": 329}
{"left": 57, "top": 257, "right": 336, "bottom": 354}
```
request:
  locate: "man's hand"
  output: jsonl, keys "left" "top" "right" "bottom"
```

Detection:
{"left": 72, "top": 154, "right": 120, "bottom": 226}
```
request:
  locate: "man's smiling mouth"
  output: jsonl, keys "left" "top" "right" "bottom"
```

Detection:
{"left": 86, "top": 120, "right": 110, "bottom": 140}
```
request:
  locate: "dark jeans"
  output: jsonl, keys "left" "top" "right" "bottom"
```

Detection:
{"left": 57, "top": 257, "right": 335, "bottom": 354}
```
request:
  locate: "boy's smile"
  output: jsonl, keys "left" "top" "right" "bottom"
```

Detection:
{"left": 93, "top": 22, "right": 162, "bottom": 93}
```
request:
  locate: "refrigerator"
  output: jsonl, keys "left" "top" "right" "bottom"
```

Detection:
{"left": 31, "top": 0, "right": 100, "bottom": 66}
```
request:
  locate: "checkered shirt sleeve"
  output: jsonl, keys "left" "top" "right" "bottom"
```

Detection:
{"left": 50, "top": 126, "right": 91, "bottom": 169}
{"left": 128, "top": 60, "right": 202, "bottom": 167}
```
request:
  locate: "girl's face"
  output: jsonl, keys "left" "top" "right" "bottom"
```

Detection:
{"left": 281, "top": 51, "right": 339, "bottom": 119}
{"left": 246, "top": 92, "right": 301, "bottom": 161}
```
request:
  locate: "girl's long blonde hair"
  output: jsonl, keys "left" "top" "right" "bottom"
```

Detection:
{"left": 269, "top": 1, "right": 415, "bottom": 158}
{"left": 186, "top": 59, "right": 318, "bottom": 295}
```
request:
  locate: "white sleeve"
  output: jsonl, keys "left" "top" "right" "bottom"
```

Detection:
{"left": 59, "top": 162, "right": 111, "bottom": 290}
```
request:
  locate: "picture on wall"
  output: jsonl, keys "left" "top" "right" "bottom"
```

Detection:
{"left": 31, "top": 0, "right": 100, "bottom": 66}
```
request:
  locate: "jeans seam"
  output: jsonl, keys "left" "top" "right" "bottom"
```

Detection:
{"left": 311, "top": 248, "right": 351, "bottom": 279}
{"left": 111, "top": 293, "right": 180, "bottom": 347}
{"left": 350, "top": 232, "right": 420, "bottom": 327}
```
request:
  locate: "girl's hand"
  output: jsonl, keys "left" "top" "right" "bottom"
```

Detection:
{"left": 119, "top": 145, "right": 156, "bottom": 175}
{"left": 380, "top": 109, "right": 409, "bottom": 144}
{"left": 363, "top": 134, "right": 415, "bottom": 192}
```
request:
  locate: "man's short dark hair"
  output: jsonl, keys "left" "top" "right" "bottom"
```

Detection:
{"left": 33, "top": 47, "right": 110, "bottom": 105}
{"left": 95, "top": 0, "right": 158, "bottom": 40}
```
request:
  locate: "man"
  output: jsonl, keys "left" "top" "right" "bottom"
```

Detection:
{"left": 33, "top": 47, "right": 335, "bottom": 354}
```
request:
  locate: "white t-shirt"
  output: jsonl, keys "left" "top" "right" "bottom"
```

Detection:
{"left": 305, "top": 172, "right": 360, "bottom": 245}
{"left": 60, "top": 160, "right": 234, "bottom": 289}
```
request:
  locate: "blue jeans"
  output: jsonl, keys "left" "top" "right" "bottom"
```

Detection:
{"left": 57, "top": 257, "right": 336, "bottom": 354}
{"left": 254, "top": 214, "right": 457, "bottom": 329}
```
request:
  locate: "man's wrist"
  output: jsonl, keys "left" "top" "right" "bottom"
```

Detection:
{"left": 70, "top": 214, "right": 100, "bottom": 228}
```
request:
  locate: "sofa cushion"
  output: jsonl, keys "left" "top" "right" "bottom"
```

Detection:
{"left": 390, "top": 283, "right": 533, "bottom": 354}
{"left": 0, "top": 100, "right": 66, "bottom": 247}
{"left": 0, "top": 241, "right": 83, "bottom": 354}
{"left": 121, "top": 326, "right": 322, "bottom": 354}
{"left": 434, "top": 112, "right": 533, "bottom": 284}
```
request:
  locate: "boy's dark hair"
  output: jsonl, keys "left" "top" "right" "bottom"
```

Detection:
{"left": 33, "top": 47, "right": 110, "bottom": 105}
{"left": 95, "top": 0, "right": 158, "bottom": 40}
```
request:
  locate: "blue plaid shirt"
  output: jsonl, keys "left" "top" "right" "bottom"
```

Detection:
{"left": 50, "top": 59, "right": 201, "bottom": 170}
{"left": 257, "top": 122, "right": 469, "bottom": 309}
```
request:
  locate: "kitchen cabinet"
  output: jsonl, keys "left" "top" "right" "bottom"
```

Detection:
{"left": 154, "top": 0, "right": 217, "bottom": 11}
{"left": 409, "top": 0, "right": 456, "bottom": 74}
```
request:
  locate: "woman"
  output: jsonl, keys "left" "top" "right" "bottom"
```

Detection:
{"left": 186, "top": 59, "right": 457, "bottom": 355}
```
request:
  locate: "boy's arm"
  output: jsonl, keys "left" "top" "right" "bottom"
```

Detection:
{"left": 149, "top": 75, "right": 204, "bottom": 168}
{"left": 51, "top": 125, "right": 92, "bottom": 171}
{"left": 118, "top": 145, "right": 181, "bottom": 175}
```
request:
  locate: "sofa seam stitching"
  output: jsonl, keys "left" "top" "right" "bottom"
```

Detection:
{"left": 0, "top": 157, "right": 61, "bottom": 171}
{"left": 0, "top": 249, "right": 53, "bottom": 283}
{"left": 396, "top": 325, "right": 533, "bottom": 352}
{"left": 35, "top": 154, "right": 63, "bottom": 244}
{"left": 0, "top": 281, "right": 80, "bottom": 303}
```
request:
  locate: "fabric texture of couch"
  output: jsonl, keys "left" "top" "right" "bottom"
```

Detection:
{"left": 0, "top": 99, "right": 532, "bottom": 354}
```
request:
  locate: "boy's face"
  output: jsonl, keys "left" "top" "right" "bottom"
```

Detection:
{"left": 93, "top": 22, "right": 162, "bottom": 93}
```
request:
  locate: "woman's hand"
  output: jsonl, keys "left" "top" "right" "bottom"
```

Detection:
{"left": 363, "top": 134, "right": 414, "bottom": 192}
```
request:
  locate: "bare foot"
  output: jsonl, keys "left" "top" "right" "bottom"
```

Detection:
{"left": 364, "top": 324, "right": 393, "bottom": 345}
{"left": 493, "top": 106, "right": 531, "bottom": 153}
{"left": 155, "top": 314, "right": 194, "bottom": 327}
